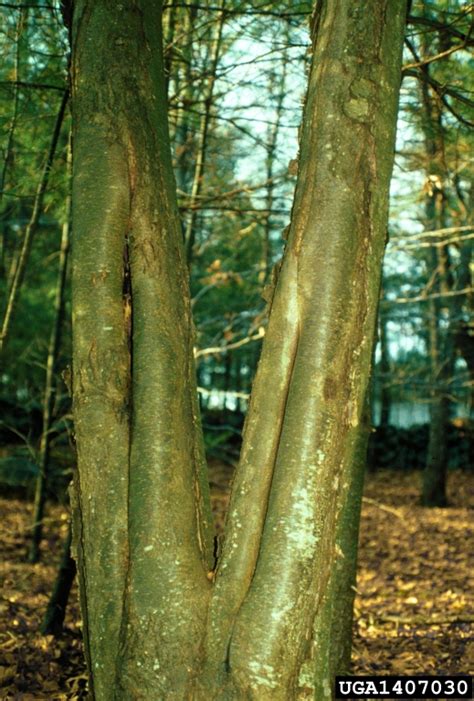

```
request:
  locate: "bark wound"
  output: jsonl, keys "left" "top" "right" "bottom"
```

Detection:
{"left": 123, "top": 237, "right": 132, "bottom": 352}
{"left": 91, "top": 269, "right": 110, "bottom": 285}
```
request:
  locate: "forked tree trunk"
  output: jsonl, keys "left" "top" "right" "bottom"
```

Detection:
{"left": 70, "top": 1, "right": 406, "bottom": 699}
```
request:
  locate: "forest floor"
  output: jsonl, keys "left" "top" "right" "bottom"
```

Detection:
{"left": 0, "top": 468, "right": 473, "bottom": 699}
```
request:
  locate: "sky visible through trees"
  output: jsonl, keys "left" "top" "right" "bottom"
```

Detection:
{"left": 0, "top": 0, "right": 472, "bottom": 425}
{"left": 0, "top": 0, "right": 472, "bottom": 696}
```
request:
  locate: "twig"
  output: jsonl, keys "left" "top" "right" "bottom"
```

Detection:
{"left": 194, "top": 327, "right": 265, "bottom": 358}
{"left": 374, "top": 614, "right": 474, "bottom": 626}
{"left": 198, "top": 387, "right": 250, "bottom": 400}
{"left": 387, "top": 287, "right": 472, "bottom": 305}
{"left": 0, "top": 89, "right": 69, "bottom": 353}
{"left": 361, "top": 497, "right": 404, "bottom": 519}
{"left": 390, "top": 232, "right": 474, "bottom": 250}
{"left": 389, "top": 225, "right": 473, "bottom": 241}
{"left": 404, "top": 43, "right": 469, "bottom": 71}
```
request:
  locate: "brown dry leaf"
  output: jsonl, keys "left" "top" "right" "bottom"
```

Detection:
{"left": 1, "top": 470, "right": 473, "bottom": 695}
{"left": 462, "top": 641, "right": 474, "bottom": 672}
{"left": 405, "top": 596, "right": 418, "bottom": 604}
{"left": 0, "top": 665, "right": 16, "bottom": 686}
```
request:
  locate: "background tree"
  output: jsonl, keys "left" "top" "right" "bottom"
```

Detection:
{"left": 369, "top": 0, "right": 473, "bottom": 482}
{"left": 0, "top": 1, "right": 72, "bottom": 539}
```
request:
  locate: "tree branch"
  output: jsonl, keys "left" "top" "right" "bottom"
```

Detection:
{"left": 194, "top": 327, "right": 265, "bottom": 358}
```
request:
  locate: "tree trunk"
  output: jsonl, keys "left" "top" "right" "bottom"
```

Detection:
{"left": 162, "top": 0, "right": 177, "bottom": 98}
{"left": 172, "top": 2, "right": 198, "bottom": 194}
{"left": 71, "top": 3, "right": 213, "bottom": 698}
{"left": 422, "top": 229, "right": 453, "bottom": 507}
{"left": 199, "top": 3, "right": 406, "bottom": 696}
{"left": 0, "top": 89, "right": 68, "bottom": 353}
{"left": 260, "top": 37, "right": 289, "bottom": 283}
{"left": 184, "top": 0, "right": 226, "bottom": 265}
{"left": 453, "top": 179, "right": 474, "bottom": 416}
{"left": 418, "top": 57, "right": 451, "bottom": 507}
{"left": 70, "top": 1, "right": 406, "bottom": 698}
{"left": 40, "top": 523, "right": 76, "bottom": 636}
{"left": 0, "top": 7, "right": 27, "bottom": 278}
{"left": 379, "top": 308, "right": 392, "bottom": 427}
{"left": 29, "top": 140, "right": 71, "bottom": 563}
{"left": 422, "top": 223, "right": 450, "bottom": 508}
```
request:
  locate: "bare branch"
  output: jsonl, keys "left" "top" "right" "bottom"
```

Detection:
{"left": 194, "top": 327, "right": 265, "bottom": 359}
{"left": 386, "top": 287, "right": 472, "bottom": 305}
{"left": 0, "top": 80, "right": 67, "bottom": 92}
{"left": 407, "top": 13, "right": 474, "bottom": 46}
{"left": 390, "top": 232, "right": 474, "bottom": 250}
{"left": 390, "top": 225, "right": 473, "bottom": 242}
{"left": 162, "top": 3, "right": 310, "bottom": 19}
{"left": 403, "top": 42, "right": 469, "bottom": 70}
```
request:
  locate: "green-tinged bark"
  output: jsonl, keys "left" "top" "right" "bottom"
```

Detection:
{"left": 71, "top": 2, "right": 212, "bottom": 698}
{"left": 200, "top": 2, "right": 406, "bottom": 698}
{"left": 71, "top": 86, "right": 132, "bottom": 700}
{"left": 71, "top": 1, "right": 406, "bottom": 699}
{"left": 309, "top": 422, "right": 367, "bottom": 699}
